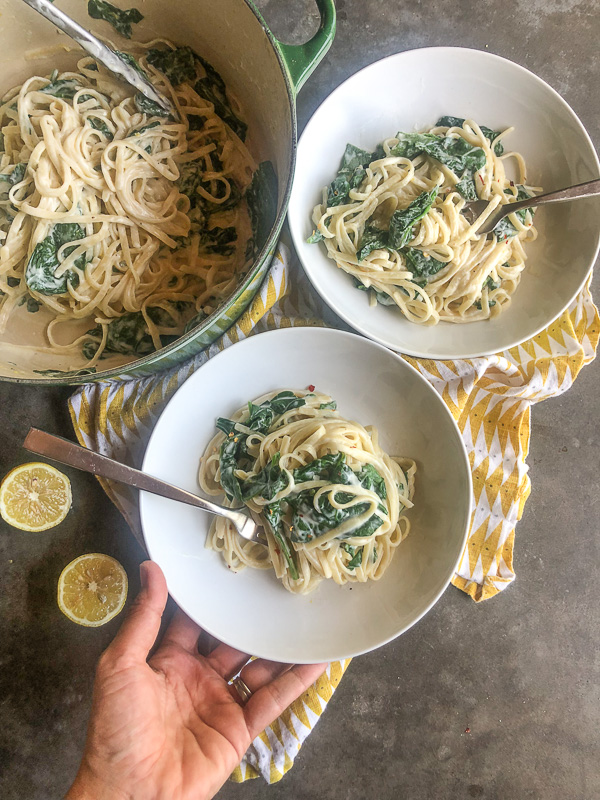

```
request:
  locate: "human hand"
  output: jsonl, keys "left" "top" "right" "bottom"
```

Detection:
{"left": 66, "top": 561, "right": 327, "bottom": 800}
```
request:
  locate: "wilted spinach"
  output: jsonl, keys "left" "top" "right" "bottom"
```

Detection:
{"left": 115, "top": 50, "right": 145, "bottom": 75}
{"left": 245, "top": 161, "right": 277, "bottom": 256}
{"left": 201, "top": 226, "right": 237, "bottom": 256}
{"left": 435, "top": 115, "right": 504, "bottom": 156}
{"left": 9, "top": 163, "right": 26, "bottom": 185}
{"left": 493, "top": 187, "right": 535, "bottom": 239}
{"left": 39, "top": 79, "right": 82, "bottom": 100}
{"left": 193, "top": 59, "right": 247, "bottom": 141}
{"left": 25, "top": 223, "right": 87, "bottom": 295}
{"left": 392, "top": 132, "right": 486, "bottom": 176}
{"left": 324, "top": 143, "right": 376, "bottom": 207}
{"left": 134, "top": 93, "right": 171, "bottom": 117}
{"left": 388, "top": 187, "right": 439, "bottom": 249}
{"left": 87, "top": 0, "right": 143, "bottom": 39}
{"left": 147, "top": 46, "right": 196, "bottom": 85}
{"left": 88, "top": 117, "right": 113, "bottom": 139}
{"left": 402, "top": 247, "right": 445, "bottom": 281}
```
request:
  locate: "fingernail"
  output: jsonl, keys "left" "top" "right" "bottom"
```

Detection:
{"left": 140, "top": 561, "right": 149, "bottom": 589}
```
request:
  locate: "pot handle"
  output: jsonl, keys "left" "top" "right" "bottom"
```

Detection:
{"left": 270, "top": 0, "right": 336, "bottom": 94}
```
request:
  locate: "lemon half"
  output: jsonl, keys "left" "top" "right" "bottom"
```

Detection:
{"left": 0, "top": 462, "right": 72, "bottom": 532}
{"left": 58, "top": 553, "right": 128, "bottom": 627}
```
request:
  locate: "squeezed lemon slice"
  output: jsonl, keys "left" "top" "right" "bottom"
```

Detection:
{"left": 57, "top": 553, "right": 128, "bottom": 627}
{"left": 0, "top": 462, "right": 72, "bottom": 532}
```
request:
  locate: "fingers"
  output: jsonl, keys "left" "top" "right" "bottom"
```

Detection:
{"left": 206, "top": 641, "right": 251, "bottom": 680}
{"left": 105, "top": 561, "right": 168, "bottom": 667}
{"left": 161, "top": 608, "right": 202, "bottom": 653}
{"left": 244, "top": 663, "right": 328, "bottom": 739}
{"left": 239, "top": 659, "right": 291, "bottom": 693}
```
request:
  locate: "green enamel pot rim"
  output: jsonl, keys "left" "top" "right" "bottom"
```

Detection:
{"left": 3, "top": 0, "right": 336, "bottom": 387}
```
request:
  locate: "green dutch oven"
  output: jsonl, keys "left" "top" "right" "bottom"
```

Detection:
{"left": 0, "top": 0, "right": 336, "bottom": 385}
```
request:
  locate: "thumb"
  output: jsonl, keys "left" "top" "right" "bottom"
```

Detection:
{"left": 105, "top": 560, "right": 168, "bottom": 666}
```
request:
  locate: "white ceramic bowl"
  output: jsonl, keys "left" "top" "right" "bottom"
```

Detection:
{"left": 140, "top": 328, "right": 472, "bottom": 663}
{"left": 288, "top": 47, "right": 600, "bottom": 359}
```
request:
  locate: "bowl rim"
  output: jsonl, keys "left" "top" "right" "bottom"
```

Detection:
{"left": 289, "top": 45, "right": 600, "bottom": 360}
{"left": 0, "top": 0, "right": 299, "bottom": 387}
{"left": 139, "top": 325, "right": 473, "bottom": 662}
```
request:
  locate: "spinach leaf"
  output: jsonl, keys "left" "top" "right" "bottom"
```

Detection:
{"left": 202, "top": 226, "right": 237, "bottom": 256}
{"left": 147, "top": 46, "right": 196, "bottom": 85}
{"left": 392, "top": 131, "right": 486, "bottom": 175}
{"left": 6, "top": 276, "right": 20, "bottom": 287}
{"left": 25, "top": 223, "right": 87, "bottom": 295}
{"left": 388, "top": 187, "right": 438, "bottom": 249}
{"left": 353, "top": 279, "right": 396, "bottom": 306}
{"left": 493, "top": 186, "right": 535, "bottom": 239}
{"left": 245, "top": 161, "right": 277, "bottom": 255}
{"left": 340, "top": 144, "right": 373, "bottom": 172}
{"left": 319, "top": 401, "right": 337, "bottom": 410}
{"left": 455, "top": 175, "right": 478, "bottom": 200}
{"left": 342, "top": 543, "right": 363, "bottom": 569}
{"left": 264, "top": 501, "right": 299, "bottom": 580}
{"left": 26, "top": 298, "right": 41, "bottom": 312}
{"left": 325, "top": 143, "right": 373, "bottom": 207}
{"left": 83, "top": 304, "right": 185, "bottom": 360}
{"left": 39, "top": 79, "right": 81, "bottom": 100}
{"left": 307, "top": 228, "right": 325, "bottom": 244}
{"left": 240, "top": 452, "right": 289, "bottom": 502}
{"left": 134, "top": 93, "right": 171, "bottom": 117}
{"left": 115, "top": 50, "right": 145, "bottom": 75}
{"left": 215, "top": 392, "right": 305, "bottom": 502}
{"left": 9, "top": 163, "right": 26, "bottom": 185}
{"left": 357, "top": 463, "right": 387, "bottom": 500}
{"left": 88, "top": 117, "right": 113, "bottom": 139}
{"left": 130, "top": 120, "right": 160, "bottom": 137}
{"left": 356, "top": 225, "right": 391, "bottom": 261}
{"left": 193, "top": 68, "right": 247, "bottom": 141}
{"left": 289, "top": 453, "right": 387, "bottom": 543}
{"left": 87, "top": 0, "right": 143, "bottom": 39}
{"left": 217, "top": 428, "right": 243, "bottom": 502}
{"left": 402, "top": 247, "right": 445, "bottom": 280}
{"left": 435, "top": 116, "right": 504, "bottom": 156}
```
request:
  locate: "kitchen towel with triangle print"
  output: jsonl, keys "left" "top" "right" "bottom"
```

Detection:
{"left": 68, "top": 240, "right": 599, "bottom": 783}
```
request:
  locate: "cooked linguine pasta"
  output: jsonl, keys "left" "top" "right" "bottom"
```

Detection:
{"left": 309, "top": 117, "right": 539, "bottom": 324}
{"left": 199, "top": 389, "right": 416, "bottom": 595}
{"left": 0, "top": 40, "right": 263, "bottom": 366}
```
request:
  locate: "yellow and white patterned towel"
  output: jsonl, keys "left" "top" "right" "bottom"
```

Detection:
{"left": 69, "top": 241, "right": 599, "bottom": 783}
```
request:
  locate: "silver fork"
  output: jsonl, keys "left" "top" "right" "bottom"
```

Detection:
{"left": 23, "top": 428, "right": 261, "bottom": 543}
{"left": 463, "top": 178, "right": 600, "bottom": 235}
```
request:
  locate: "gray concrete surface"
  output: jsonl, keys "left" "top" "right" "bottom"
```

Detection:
{"left": 1, "top": 1, "right": 599, "bottom": 798}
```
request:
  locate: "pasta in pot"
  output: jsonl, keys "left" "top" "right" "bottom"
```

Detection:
{"left": 199, "top": 389, "right": 416, "bottom": 595}
{"left": 0, "top": 40, "right": 272, "bottom": 366}
{"left": 308, "top": 117, "right": 539, "bottom": 324}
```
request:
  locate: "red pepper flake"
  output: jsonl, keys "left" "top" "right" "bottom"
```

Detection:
{"left": 510, "top": 180, "right": 514, "bottom": 187}
{"left": 275, "top": 547, "right": 280, "bottom": 555}
{"left": 465, "top": 727, "right": 471, "bottom": 734}
{"left": 478, "top": 174, "right": 484, "bottom": 185}
{"left": 308, "top": 384, "right": 315, "bottom": 391}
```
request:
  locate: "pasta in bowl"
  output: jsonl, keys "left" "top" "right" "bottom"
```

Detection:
{"left": 199, "top": 389, "right": 416, "bottom": 594}
{"left": 139, "top": 327, "right": 472, "bottom": 663}
{"left": 308, "top": 118, "right": 538, "bottom": 324}
{"left": 288, "top": 47, "right": 600, "bottom": 359}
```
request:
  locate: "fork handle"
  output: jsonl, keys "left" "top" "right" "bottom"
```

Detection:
{"left": 509, "top": 178, "right": 600, "bottom": 212}
{"left": 23, "top": 427, "right": 241, "bottom": 524}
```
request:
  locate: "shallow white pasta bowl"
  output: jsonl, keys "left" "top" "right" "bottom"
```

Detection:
{"left": 140, "top": 327, "right": 472, "bottom": 663}
{"left": 288, "top": 47, "right": 600, "bottom": 359}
